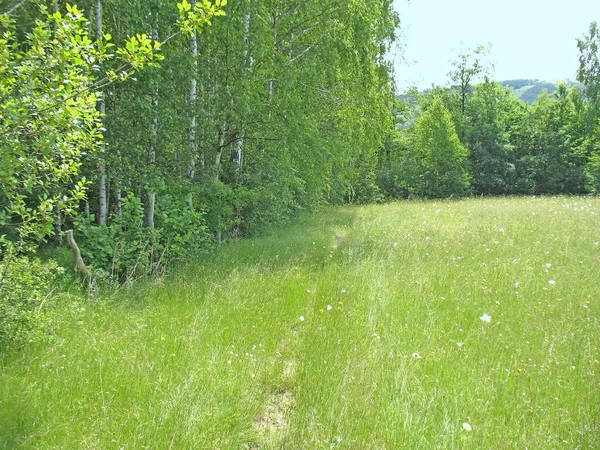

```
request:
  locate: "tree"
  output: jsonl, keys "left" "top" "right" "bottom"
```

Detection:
{"left": 577, "top": 21, "right": 600, "bottom": 191}
{"left": 577, "top": 22, "right": 600, "bottom": 107}
{"left": 401, "top": 98, "right": 470, "bottom": 198}
{"left": 449, "top": 44, "right": 490, "bottom": 116}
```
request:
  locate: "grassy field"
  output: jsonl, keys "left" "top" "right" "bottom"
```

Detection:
{"left": 1, "top": 196, "right": 599, "bottom": 449}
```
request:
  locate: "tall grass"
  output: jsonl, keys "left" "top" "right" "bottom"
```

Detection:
{"left": 1, "top": 196, "right": 599, "bottom": 449}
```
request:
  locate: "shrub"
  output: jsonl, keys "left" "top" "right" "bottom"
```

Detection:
{"left": 74, "top": 193, "right": 210, "bottom": 284}
{"left": 0, "top": 252, "right": 64, "bottom": 346}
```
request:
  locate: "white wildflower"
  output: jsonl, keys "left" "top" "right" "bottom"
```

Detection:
{"left": 480, "top": 314, "right": 492, "bottom": 323}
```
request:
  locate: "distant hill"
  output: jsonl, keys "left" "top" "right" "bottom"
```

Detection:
{"left": 501, "top": 79, "right": 583, "bottom": 104}
{"left": 398, "top": 79, "right": 583, "bottom": 105}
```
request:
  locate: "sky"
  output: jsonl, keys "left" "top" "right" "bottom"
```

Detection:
{"left": 391, "top": 0, "right": 600, "bottom": 91}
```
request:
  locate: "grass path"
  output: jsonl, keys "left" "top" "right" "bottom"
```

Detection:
{"left": 1, "top": 197, "right": 599, "bottom": 449}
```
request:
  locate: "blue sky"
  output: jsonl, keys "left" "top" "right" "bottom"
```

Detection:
{"left": 391, "top": 0, "right": 600, "bottom": 91}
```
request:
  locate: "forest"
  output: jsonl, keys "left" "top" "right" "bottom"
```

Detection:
{"left": 0, "top": 1, "right": 599, "bottom": 345}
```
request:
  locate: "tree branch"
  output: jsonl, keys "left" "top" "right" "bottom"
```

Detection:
{"left": 2, "top": 0, "right": 30, "bottom": 16}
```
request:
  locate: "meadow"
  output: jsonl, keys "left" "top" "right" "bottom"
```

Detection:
{"left": 1, "top": 196, "right": 599, "bottom": 449}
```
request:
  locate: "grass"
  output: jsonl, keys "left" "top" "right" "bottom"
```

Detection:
{"left": 1, "top": 196, "right": 599, "bottom": 449}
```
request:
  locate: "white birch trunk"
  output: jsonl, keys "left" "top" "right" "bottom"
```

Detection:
{"left": 187, "top": 0, "right": 198, "bottom": 209}
{"left": 144, "top": 24, "right": 158, "bottom": 229}
{"left": 96, "top": 0, "right": 108, "bottom": 225}
{"left": 199, "top": 80, "right": 205, "bottom": 173}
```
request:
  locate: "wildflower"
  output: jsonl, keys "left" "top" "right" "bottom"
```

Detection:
{"left": 546, "top": 263, "right": 552, "bottom": 268}
{"left": 327, "top": 304, "right": 333, "bottom": 311}
{"left": 480, "top": 314, "right": 492, "bottom": 323}
{"left": 456, "top": 342, "right": 463, "bottom": 348}
{"left": 499, "top": 228, "right": 504, "bottom": 232}
{"left": 341, "top": 289, "right": 346, "bottom": 293}
{"left": 462, "top": 423, "right": 472, "bottom": 432}
{"left": 299, "top": 316, "right": 305, "bottom": 322}
{"left": 549, "top": 280, "right": 556, "bottom": 285}
{"left": 393, "top": 242, "right": 398, "bottom": 247}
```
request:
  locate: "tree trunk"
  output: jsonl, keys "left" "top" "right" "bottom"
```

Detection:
{"left": 187, "top": 0, "right": 198, "bottom": 209}
{"left": 234, "top": 10, "right": 251, "bottom": 173}
{"left": 54, "top": 203, "right": 62, "bottom": 246}
{"left": 144, "top": 23, "right": 158, "bottom": 229}
{"left": 96, "top": 0, "right": 108, "bottom": 225}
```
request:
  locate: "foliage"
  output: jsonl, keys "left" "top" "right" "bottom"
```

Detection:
{"left": 465, "top": 81, "right": 520, "bottom": 195}
{"left": 0, "top": 251, "right": 64, "bottom": 346}
{"left": 73, "top": 193, "right": 210, "bottom": 283}
{"left": 448, "top": 44, "right": 490, "bottom": 115}
{"left": 577, "top": 21, "right": 600, "bottom": 107}
{"left": 400, "top": 98, "right": 470, "bottom": 198}
{"left": 0, "top": 6, "right": 103, "bottom": 247}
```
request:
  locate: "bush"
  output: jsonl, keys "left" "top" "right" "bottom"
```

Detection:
{"left": 0, "top": 253, "right": 64, "bottom": 346}
{"left": 74, "top": 193, "right": 211, "bottom": 284}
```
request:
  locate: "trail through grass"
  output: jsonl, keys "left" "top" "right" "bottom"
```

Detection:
{"left": 1, "top": 197, "right": 599, "bottom": 449}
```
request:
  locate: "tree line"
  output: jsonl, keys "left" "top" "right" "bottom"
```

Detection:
{"left": 382, "top": 26, "right": 600, "bottom": 199}
{"left": 1, "top": 0, "right": 398, "bottom": 276}
{"left": 0, "top": 0, "right": 398, "bottom": 342}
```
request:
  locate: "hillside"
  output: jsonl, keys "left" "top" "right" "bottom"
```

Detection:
{"left": 400, "top": 79, "right": 583, "bottom": 104}
{"left": 501, "top": 79, "right": 583, "bottom": 104}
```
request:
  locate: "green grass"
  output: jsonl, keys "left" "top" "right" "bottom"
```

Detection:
{"left": 1, "top": 196, "right": 599, "bottom": 449}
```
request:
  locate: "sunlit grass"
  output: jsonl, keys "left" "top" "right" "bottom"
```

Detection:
{"left": 1, "top": 196, "right": 599, "bottom": 448}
